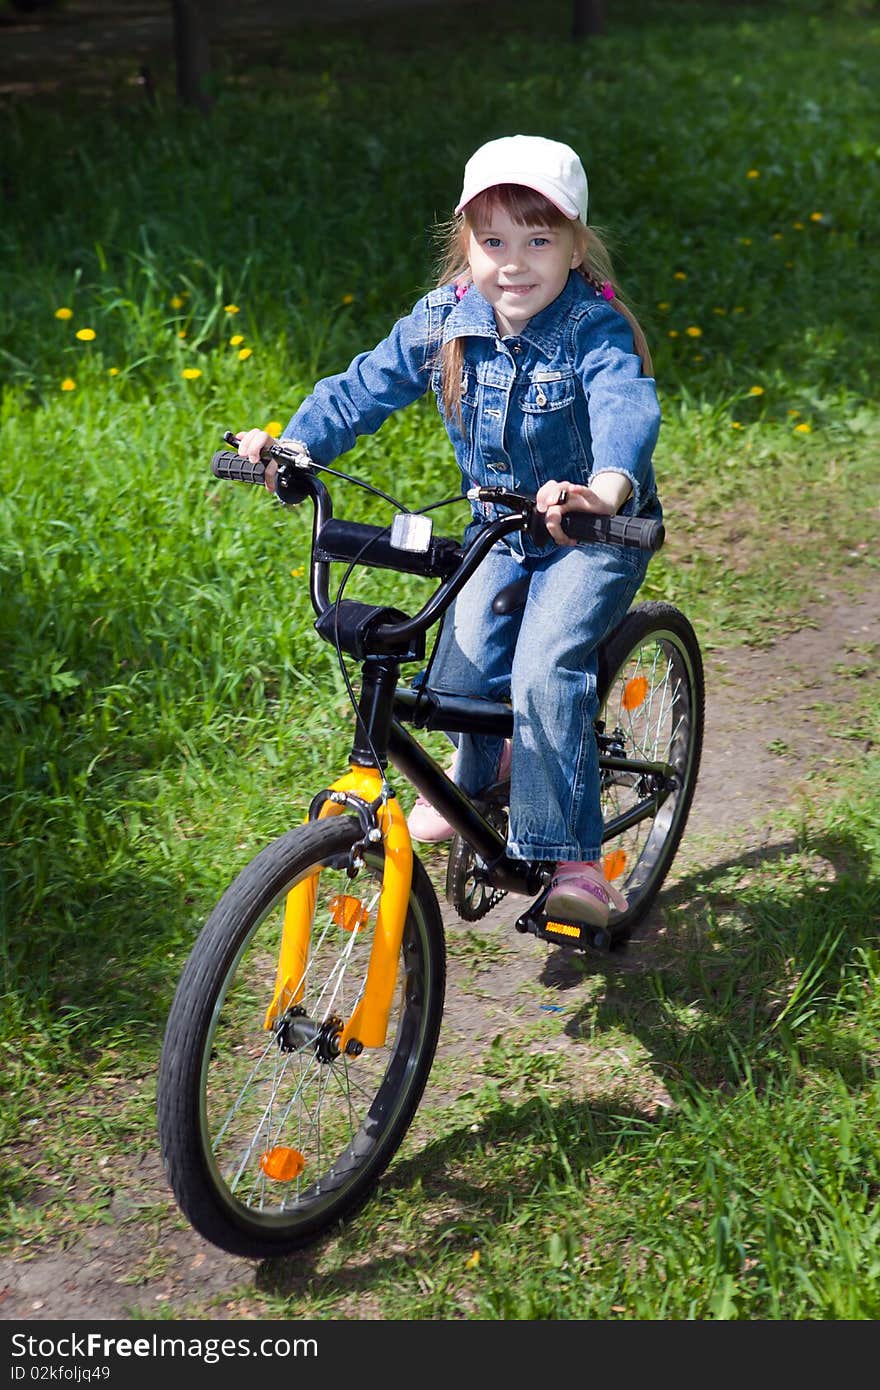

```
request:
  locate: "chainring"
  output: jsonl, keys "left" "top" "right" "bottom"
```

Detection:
{"left": 445, "top": 784, "right": 509, "bottom": 921}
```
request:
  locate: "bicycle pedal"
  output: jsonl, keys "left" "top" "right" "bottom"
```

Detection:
{"left": 515, "top": 907, "right": 611, "bottom": 953}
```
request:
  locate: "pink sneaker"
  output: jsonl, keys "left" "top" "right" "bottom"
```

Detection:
{"left": 545, "top": 861, "right": 628, "bottom": 928}
{"left": 493, "top": 738, "right": 512, "bottom": 784}
{"left": 407, "top": 740, "right": 512, "bottom": 844}
{"left": 407, "top": 796, "right": 455, "bottom": 843}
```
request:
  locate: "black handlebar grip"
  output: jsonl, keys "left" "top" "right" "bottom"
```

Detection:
{"left": 211, "top": 450, "right": 267, "bottom": 486}
{"left": 561, "top": 511, "right": 665, "bottom": 552}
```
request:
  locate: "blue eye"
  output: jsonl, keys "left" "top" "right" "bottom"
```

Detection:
{"left": 531, "top": 237, "right": 550, "bottom": 247}
{"left": 484, "top": 237, "right": 502, "bottom": 248}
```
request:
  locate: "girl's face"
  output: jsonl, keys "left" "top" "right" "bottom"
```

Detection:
{"left": 465, "top": 203, "right": 583, "bottom": 336}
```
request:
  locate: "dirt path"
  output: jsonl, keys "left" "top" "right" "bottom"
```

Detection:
{"left": 1, "top": 563, "right": 876, "bottom": 1321}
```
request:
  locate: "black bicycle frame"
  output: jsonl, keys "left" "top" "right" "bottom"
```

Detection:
{"left": 287, "top": 460, "right": 676, "bottom": 900}
{"left": 343, "top": 654, "right": 676, "bottom": 901}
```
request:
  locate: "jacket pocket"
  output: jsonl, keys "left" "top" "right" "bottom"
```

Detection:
{"left": 520, "top": 369, "right": 576, "bottom": 413}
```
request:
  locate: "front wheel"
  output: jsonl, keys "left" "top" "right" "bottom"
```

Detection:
{"left": 157, "top": 816, "right": 445, "bottom": 1258}
{"left": 596, "top": 601, "right": 704, "bottom": 941}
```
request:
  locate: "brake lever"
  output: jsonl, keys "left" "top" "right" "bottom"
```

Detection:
{"left": 221, "top": 431, "right": 314, "bottom": 468}
{"left": 466, "top": 485, "right": 534, "bottom": 519}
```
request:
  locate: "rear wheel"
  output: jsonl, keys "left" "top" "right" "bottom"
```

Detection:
{"left": 596, "top": 601, "right": 704, "bottom": 940}
{"left": 157, "top": 816, "right": 445, "bottom": 1257}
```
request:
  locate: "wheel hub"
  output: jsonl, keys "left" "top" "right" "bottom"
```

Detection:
{"left": 274, "top": 1006, "right": 344, "bottom": 1063}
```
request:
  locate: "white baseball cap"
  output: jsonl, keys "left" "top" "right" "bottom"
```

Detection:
{"left": 455, "top": 134, "right": 589, "bottom": 223}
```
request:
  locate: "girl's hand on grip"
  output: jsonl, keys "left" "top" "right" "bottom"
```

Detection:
{"left": 535, "top": 478, "right": 616, "bottom": 547}
{"left": 234, "top": 429, "right": 278, "bottom": 492}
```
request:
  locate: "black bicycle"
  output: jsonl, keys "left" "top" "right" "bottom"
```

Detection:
{"left": 157, "top": 436, "right": 703, "bottom": 1258}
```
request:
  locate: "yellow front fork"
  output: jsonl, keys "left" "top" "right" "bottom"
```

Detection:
{"left": 263, "top": 765, "right": 413, "bottom": 1051}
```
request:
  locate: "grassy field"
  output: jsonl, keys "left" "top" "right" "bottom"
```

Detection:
{"left": 1, "top": 0, "right": 879, "bottom": 1319}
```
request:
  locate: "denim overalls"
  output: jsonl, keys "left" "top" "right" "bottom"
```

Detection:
{"left": 284, "top": 271, "right": 662, "bottom": 862}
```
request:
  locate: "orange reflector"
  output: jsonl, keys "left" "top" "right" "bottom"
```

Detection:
{"left": 603, "top": 849, "right": 627, "bottom": 881}
{"left": 622, "top": 675, "right": 649, "bottom": 710}
{"left": 545, "top": 920, "right": 582, "bottom": 938}
{"left": 329, "top": 894, "right": 368, "bottom": 932}
{"left": 259, "top": 1147, "right": 306, "bottom": 1182}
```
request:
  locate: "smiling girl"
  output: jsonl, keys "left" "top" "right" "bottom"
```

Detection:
{"left": 235, "top": 135, "right": 662, "bottom": 927}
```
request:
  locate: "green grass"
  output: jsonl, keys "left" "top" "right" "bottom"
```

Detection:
{"left": 1, "top": 0, "right": 879, "bottom": 1319}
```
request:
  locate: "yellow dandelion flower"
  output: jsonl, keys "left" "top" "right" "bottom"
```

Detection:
{"left": 657, "top": 301, "right": 671, "bottom": 311}
{"left": 731, "top": 421, "right": 743, "bottom": 429}
{"left": 465, "top": 1250, "right": 481, "bottom": 1269}
{"left": 693, "top": 354, "right": 704, "bottom": 362}
{"left": 264, "top": 421, "right": 282, "bottom": 434}
{"left": 793, "top": 221, "right": 805, "bottom": 230}
{"left": 787, "top": 409, "right": 800, "bottom": 417}
{"left": 169, "top": 295, "right": 185, "bottom": 310}
{"left": 341, "top": 293, "right": 355, "bottom": 305}
{"left": 713, "top": 307, "right": 727, "bottom": 316}
{"left": 748, "top": 385, "right": 765, "bottom": 396}
{"left": 772, "top": 232, "right": 783, "bottom": 241}
{"left": 75, "top": 328, "right": 96, "bottom": 341}
{"left": 54, "top": 306, "right": 73, "bottom": 320}
{"left": 224, "top": 303, "right": 241, "bottom": 314}
{"left": 177, "top": 330, "right": 187, "bottom": 339}
{"left": 668, "top": 330, "right": 679, "bottom": 338}
{"left": 810, "top": 212, "right": 823, "bottom": 222}
{"left": 289, "top": 566, "right": 305, "bottom": 578}
{"left": 794, "top": 422, "right": 812, "bottom": 433}
{"left": 229, "top": 334, "right": 245, "bottom": 347}
{"left": 739, "top": 237, "right": 753, "bottom": 246}
{"left": 673, "top": 271, "right": 687, "bottom": 281}
{"left": 61, "top": 377, "right": 77, "bottom": 391}
{"left": 686, "top": 326, "right": 702, "bottom": 338}
{"left": 747, "top": 168, "right": 760, "bottom": 178}
{"left": 238, "top": 347, "right": 252, "bottom": 361}
{"left": 182, "top": 368, "right": 202, "bottom": 380}
{"left": 108, "top": 367, "right": 120, "bottom": 376}
{"left": 733, "top": 306, "right": 745, "bottom": 314}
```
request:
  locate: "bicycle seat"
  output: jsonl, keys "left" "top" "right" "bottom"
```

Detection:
{"left": 491, "top": 575, "right": 530, "bottom": 615}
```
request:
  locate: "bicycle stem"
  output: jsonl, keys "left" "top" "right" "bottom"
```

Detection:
{"left": 275, "top": 462, "right": 530, "bottom": 643}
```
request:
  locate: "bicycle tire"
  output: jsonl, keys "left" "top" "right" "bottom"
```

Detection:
{"left": 595, "top": 600, "right": 704, "bottom": 941}
{"left": 157, "top": 816, "right": 445, "bottom": 1258}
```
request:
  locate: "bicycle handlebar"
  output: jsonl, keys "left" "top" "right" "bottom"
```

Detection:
{"left": 211, "top": 450, "right": 664, "bottom": 553}
{"left": 212, "top": 450, "right": 267, "bottom": 486}
{"left": 210, "top": 440, "right": 665, "bottom": 655}
{"left": 555, "top": 509, "right": 664, "bottom": 552}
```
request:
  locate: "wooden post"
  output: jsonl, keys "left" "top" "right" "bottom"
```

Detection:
{"left": 572, "top": 0, "right": 604, "bottom": 39}
{"left": 171, "top": 0, "right": 213, "bottom": 111}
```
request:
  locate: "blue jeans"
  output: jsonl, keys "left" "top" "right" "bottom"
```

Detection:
{"left": 428, "top": 536, "right": 649, "bottom": 862}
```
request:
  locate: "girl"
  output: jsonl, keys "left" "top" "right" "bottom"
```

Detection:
{"left": 235, "top": 134, "right": 662, "bottom": 929}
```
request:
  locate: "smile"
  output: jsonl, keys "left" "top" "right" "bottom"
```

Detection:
{"left": 499, "top": 284, "right": 536, "bottom": 296}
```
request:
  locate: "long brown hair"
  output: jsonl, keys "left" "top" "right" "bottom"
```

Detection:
{"left": 434, "top": 184, "right": 652, "bottom": 422}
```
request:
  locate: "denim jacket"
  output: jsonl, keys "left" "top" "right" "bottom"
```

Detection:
{"left": 284, "top": 271, "right": 661, "bottom": 553}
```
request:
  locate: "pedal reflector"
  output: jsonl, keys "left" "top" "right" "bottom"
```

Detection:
{"left": 535, "top": 916, "right": 610, "bottom": 951}
{"left": 545, "top": 919, "right": 583, "bottom": 940}
{"left": 260, "top": 1147, "right": 306, "bottom": 1182}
